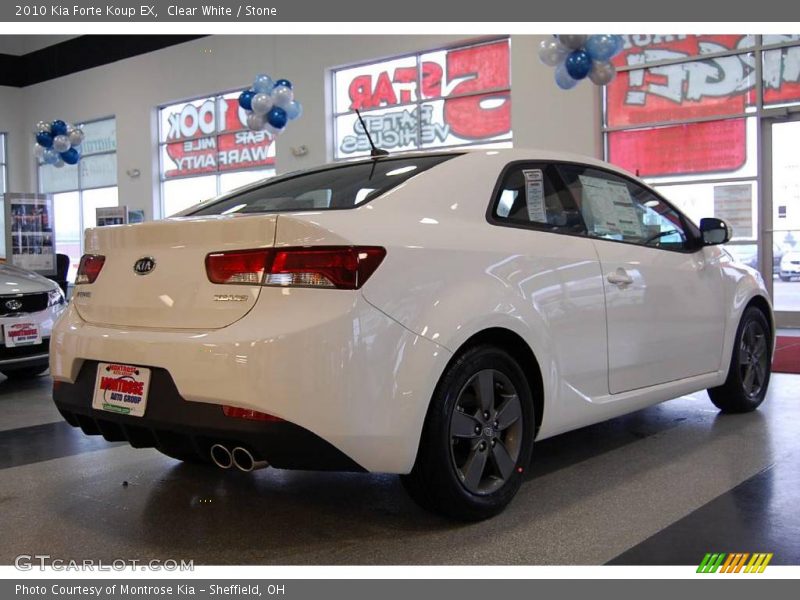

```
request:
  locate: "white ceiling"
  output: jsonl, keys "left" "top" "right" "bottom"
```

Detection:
{"left": 0, "top": 35, "right": 76, "bottom": 56}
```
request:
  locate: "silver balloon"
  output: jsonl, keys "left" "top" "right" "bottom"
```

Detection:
{"left": 538, "top": 38, "right": 569, "bottom": 67}
{"left": 54, "top": 157, "right": 65, "bottom": 169}
{"left": 68, "top": 126, "right": 84, "bottom": 147}
{"left": 264, "top": 122, "right": 283, "bottom": 136}
{"left": 35, "top": 120, "right": 51, "bottom": 134}
{"left": 558, "top": 35, "right": 588, "bottom": 50}
{"left": 42, "top": 148, "right": 59, "bottom": 165}
{"left": 246, "top": 112, "right": 266, "bottom": 131}
{"left": 588, "top": 60, "right": 617, "bottom": 86}
{"left": 34, "top": 144, "right": 46, "bottom": 159}
{"left": 52, "top": 134, "right": 71, "bottom": 153}
{"left": 250, "top": 92, "right": 273, "bottom": 115}
{"left": 271, "top": 85, "right": 294, "bottom": 109}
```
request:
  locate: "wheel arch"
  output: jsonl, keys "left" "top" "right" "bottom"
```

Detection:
{"left": 445, "top": 327, "right": 545, "bottom": 437}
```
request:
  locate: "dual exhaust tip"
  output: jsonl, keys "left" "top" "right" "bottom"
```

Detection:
{"left": 210, "top": 443, "right": 268, "bottom": 472}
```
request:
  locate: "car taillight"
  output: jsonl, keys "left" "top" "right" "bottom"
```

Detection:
{"left": 206, "top": 246, "right": 385, "bottom": 290}
{"left": 205, "top": 249, "right": 272, "bottom": 285}
{"left": 75, "top": 254, "right": 106, "bottom": 284}
{"left": 222, "top": 405, "right": 284, "bottom": 422}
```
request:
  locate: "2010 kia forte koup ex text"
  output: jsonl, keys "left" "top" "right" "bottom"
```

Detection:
{"left": 50, "top": 149, "right": 774, "bottom": 520}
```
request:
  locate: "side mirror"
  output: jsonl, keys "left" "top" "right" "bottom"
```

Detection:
{"left": 699, "top": 217, "right": 731, "bottom": 245}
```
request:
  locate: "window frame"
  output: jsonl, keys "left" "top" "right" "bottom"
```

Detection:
{"left": 157, "top": 89, "right": 278, "bottom": 217}
{"left": 0, "top": 132, "right": 7, "bottom": 195}
{"left": 330, "top": 36, "right": 513, "bottom": 161}
{"left": 487, "top": 160, "right": 703, "bottom": 254}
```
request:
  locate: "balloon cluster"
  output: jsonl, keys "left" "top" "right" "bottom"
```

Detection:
{"left": 238, "top": 74, "right": 303, "bottom": 135}
{"left": 538, "top": 35, "right": 624, "bottom": 90}
{"left": 34, "top": 119, "right": 84, "bottom": 167}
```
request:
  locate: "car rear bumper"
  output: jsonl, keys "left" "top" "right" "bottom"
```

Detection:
{"left": 49, "top": 291, "right": 451, "bottom": 474}
{"left": 54, "top": 360, "right": 365, "bottom": 471}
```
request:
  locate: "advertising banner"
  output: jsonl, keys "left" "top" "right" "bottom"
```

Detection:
{"left": 2, "top": 193, "right": 56, "bottom": 275}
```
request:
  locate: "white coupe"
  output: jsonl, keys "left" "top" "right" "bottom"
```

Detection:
{"left": 50, "top": 150, "right": 773, "bottom": 520}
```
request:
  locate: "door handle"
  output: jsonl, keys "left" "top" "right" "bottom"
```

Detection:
{"left": 607, "top": 268, "right": 633, "bottom": 286}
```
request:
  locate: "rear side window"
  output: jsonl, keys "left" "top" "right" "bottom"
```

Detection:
{"left": 187, "top": 154, "right": 458, "bottom": 216}
{"left": 491, "top": 163, "right": 585, "bottom": 234}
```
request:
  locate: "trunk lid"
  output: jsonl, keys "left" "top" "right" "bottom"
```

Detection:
{"left": 73, "top": 214, "right": 276, "bottom": 329}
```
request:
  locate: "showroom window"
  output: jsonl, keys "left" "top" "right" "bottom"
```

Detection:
{"left": 37, "top": 117, "right": 117, "bottom": 282}
{"left": 332, "top": 38, "right": 512, "bottom": 159}
{"left": 158, "top": 91, "right": 277, "bottom": 217}
{"left": 603, "top": 35, "right": 800, "bottom": 317}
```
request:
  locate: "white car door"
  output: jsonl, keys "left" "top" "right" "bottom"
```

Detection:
{"left": 556, "top": 163, "right": 727, "bottom": 394}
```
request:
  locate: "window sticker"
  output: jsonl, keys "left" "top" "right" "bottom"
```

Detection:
{"left": 523, "top": 169, "right": 546, "bottom": 222}
{"left": 578, "top": 175, "right": 643, "bottom": 238}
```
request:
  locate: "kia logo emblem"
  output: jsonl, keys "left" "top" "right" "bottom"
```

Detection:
{"left": 4, "top": 299, "right": 22, "bottom": 311}
{"left": 133, "top": 257, "right": 156, "bottom": 275}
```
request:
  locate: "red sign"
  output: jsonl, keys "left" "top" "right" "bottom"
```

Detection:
{"left": 607, "top": 35, "right": 800, "bottom": 177}
{"left": 162, "top": 97, "right": 275, "bottom": 178}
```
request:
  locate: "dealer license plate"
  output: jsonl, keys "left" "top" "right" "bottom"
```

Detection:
{"left": 92, "top": 362, "right": 151, "bottom": 417}
{"left": 3, "top": 321, "right": 42, "bottom": 347}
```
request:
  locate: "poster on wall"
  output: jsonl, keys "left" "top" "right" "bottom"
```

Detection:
{"left": 606, "top": 34, "right": 800, "bottom": 177}
{"left": 3, "top": 193, "right": 56, "bottom": 275}
{"left": 333, "top": 39, "right": 512, "bottom": 158}
{"left": 714, "top": 184, "right": 754, "bottom": 239}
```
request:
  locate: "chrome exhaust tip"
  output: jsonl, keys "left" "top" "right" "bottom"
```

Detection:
{"left": 231, "top": 446, "right": 269, "bottom": 472}
{"left": 210, "top": 443, "right": 233, "bottom": 469}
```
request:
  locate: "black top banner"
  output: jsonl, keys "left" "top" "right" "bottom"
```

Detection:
{"left": 1, "top": 0, "right": 798, "bottom": 22}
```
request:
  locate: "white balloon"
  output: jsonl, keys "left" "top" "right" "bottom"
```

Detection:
{"left": 68, "top": 127, "right": 84, "bottom": 147}
{"left": 246, "top": 112, "right": 266, "bottom": 131}
{"left": 52, "top": 134, "right": 71, "bottom": 153}
{"left": 34, "top": 144, "right": 46, "bottom": 159}
{"left": 250, "top": 92, "right": 273, "bottom": 115}
{"left": 588, "top": 60, "right": 616, "bottom": 86}
{"left": 538, "top": 38, "right": 569, "bottom": 67}
{"left": 271, "top": 85, "right": 294, "bottom": 109}
{"left": 35, "top": 120, "right": 51, "bottom": 134}
{"left": 558, "top": 35, "right": 588, "bottom": 50}
{"left": 54, "top": 158, "right": 65, "bottom": 169}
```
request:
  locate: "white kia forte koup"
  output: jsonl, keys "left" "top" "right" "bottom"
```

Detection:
{"left": 50, "top": 149, "right": 773, "bottom": 520}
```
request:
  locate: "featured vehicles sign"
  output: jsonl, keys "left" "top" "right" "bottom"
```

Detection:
{"left": 160, "top": 95, "right": 276, "bottom": 178}
{"left": 607, "top": 35, "right": 800, "bottom": 177}
{"left": 333, "top": 39, "right": 512, "bottom": 158}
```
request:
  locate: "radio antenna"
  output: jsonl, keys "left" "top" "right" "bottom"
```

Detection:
{"left": 355, "top": 109, "right": 389, "bottom": 158}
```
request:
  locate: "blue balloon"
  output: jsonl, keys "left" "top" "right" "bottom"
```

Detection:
{"left": 36, "top": 131, "right": 54, "bottom": 148}
{"left": 284, "top": 100, "right": 303, "bottom": 121}
{"left": 60, "top": 147, "right": 80, "bottom": 165}
{"left": 253, "top": 74, "right": 274, "bottom": 94}
{"left": 611, "top": 35, "right": 625, "bottom": 57}
{"left": 266, "top": 106, "right": 288, "bottom": 129}
{"left": 554, "top": 62, "right": 578, "bottom": 90}
{"left": 42, "top": 148, "right": 59, "bottom": 165}
{"left": 238, "top": 89, "right": 255, "bottom": 110}
{"left": 565, "top": 50, "right": 592, "bottom": 80}
{"left": 585, "top": 35, "right": 619, "bottom": 62}
{"left": 274, "top": 79, "right": 292, "bottom": 89}
{"left": 51, "top": 120, "right": 68, "bottom": 136}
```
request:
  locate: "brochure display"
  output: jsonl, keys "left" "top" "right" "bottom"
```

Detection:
{"left": 2, "top": 192, "right": 56, "bottom": 276}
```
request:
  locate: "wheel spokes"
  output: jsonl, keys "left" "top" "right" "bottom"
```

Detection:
{"left": 495, "top": 394, "right": 521, "bottom": 431}
{"left": 491, "top": 439, "right": 515, "bottom": 480}
{"left": 462, "top": 444, "right": 489, "bottom": 490}
{"left": 451, "top": 409, "right": 482, "bottom": 439}
{"left": 475, "top": 370, "right": 495, "bottom": 413}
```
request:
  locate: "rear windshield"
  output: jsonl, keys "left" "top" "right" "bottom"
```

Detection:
{"left": 186, "top": 154, "right": 458, "bottom": 216}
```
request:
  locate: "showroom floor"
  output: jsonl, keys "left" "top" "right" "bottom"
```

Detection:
{"left": 1, "top": 371, "right": 798, "bottom": 566}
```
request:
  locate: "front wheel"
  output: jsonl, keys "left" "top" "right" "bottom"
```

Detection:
{"left": 401, "top": 345, "right": 535, "bottom": 521}
{"left": 707, "top": 306, "right": 772, "bottom": 413}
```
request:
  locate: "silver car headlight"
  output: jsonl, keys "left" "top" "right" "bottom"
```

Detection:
{"left": 48, "top": 288, "right": 66, "bottom": 307}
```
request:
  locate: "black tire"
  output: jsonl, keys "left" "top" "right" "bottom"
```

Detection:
{"left": 1, "top": 365, "right": 49, "bottom": 380}
{"left": 708, "top": 306, "right": 772, "bottom": 414}
{"left": 401, "top": 345, "right": 535, "bottom": 521}
{"left": 779, "top": 275, "right": 790, "bottom": 282}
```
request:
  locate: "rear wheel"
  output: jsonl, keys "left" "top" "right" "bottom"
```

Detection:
{"left": 401, "top": 345, "right": 534, "bottom": 521}
{"left": 708, "top": 306, "right": 772, "bottom": 413}
{"left": 1, "top": 365, "right": 49, "bottom": 380}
